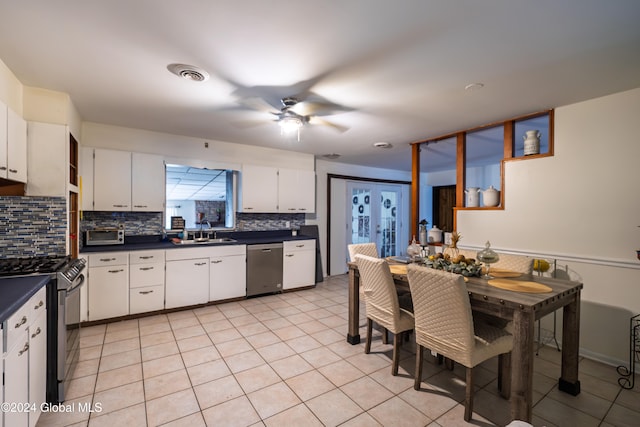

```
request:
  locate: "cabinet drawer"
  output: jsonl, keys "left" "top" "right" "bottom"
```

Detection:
{"left": 130, "top": 262, "right": 164, "bottom": 288}
{"left": 283, "top": 239, "right": 315, "bottom": 253}
{"left": 89, "top": 252, "right": 128, "bottom": 267}
{"left": 130, "top": 250, "right": 165, "bottom": 264}
{"left": 5, "top": 293, "right": 35, "bottom": 353}
{"left": 29, "top": 286, "right": 47, "bottom": 323}
{"left": 207, "top": 244, "right": 246, "bottom": 258}
{"left": 130, "top": 285, "right": 164, "bottom": 314}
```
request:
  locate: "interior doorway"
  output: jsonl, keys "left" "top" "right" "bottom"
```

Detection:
{"left": 432, "top": 185, "right": 456, "bottom": 233}
{"left": 347, "top": 182, "right": 402, "bottom": 257}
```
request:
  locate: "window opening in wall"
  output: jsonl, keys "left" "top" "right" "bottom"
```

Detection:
{"left": 165, "top": 164, "right": 236, "bottom": 230}
{"left": 514, "top": 113, "right": 551, "bottom": 157}
{"left": 465, "top": 126, "right": 503, "bottom": 207}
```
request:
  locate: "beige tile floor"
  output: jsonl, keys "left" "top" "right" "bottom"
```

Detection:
{"left": 37, "top": 274, "right": 640, "bottom": 427}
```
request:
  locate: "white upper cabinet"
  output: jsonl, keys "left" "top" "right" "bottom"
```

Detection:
{"left": 26, "top": 122, "right": 69, "bottom": 197}
{"left": 0, "top": 102, "right": 28, "bottom": 183}
{"left": 278, "top": 168, "right": 315, "bottom": 213}
{"left": 240, "top": 165, "right": 315, "bottom": 213}
{"left": 131, "top": 152, "right": 164, "bottom": 211}
{"left": 85, "top": 149, "right": 164, "bottom": 212}
{"left": 94, "top": 148, "right": 132, "bottom": 210}
{"left": 240, "top": 164, "right": 279, "bottom": 212}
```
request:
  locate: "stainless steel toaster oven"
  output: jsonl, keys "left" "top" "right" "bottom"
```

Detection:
{"left": 85, "top": 225, "right": 124, "bottom": 246}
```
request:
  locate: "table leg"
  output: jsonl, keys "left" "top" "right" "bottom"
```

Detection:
{"left": 510, "top": 309, "right": 535, "bottom": 423}
{"left": 559, "top": 291, "right": 581, "bottom": 395}
{"left": 347, "top": 267, "right": 361, "bottom": 344}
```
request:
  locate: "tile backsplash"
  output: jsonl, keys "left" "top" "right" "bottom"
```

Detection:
{"left": 0, "top": 196, "right": 67, "bottom": 257}
{"left": 81, "top": 211, "right": 164, "bottom": 236}
{"left": 80, "top": 211, "right": 306, "bottom": 236}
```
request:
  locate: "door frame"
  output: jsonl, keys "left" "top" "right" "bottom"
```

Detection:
{"left": 326, "top": 173, "right": 411, "bottom": 274}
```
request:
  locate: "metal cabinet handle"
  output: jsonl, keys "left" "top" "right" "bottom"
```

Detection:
{"left": 15, "top": 316, "right": 27, "bottom": 328}
{"left": 286, "top": 254, "right": 295, "bottom": 257}
{"left": 31, "top": 327, "right": 42, "bottom": 338}
{"left": 134, "top": 205, "right": 148, "bottom": 208}
{"left": 139, "top": 290, "right": 154, "bottom": 295}
{"left": 100, "top": 258, "right": 116, "bottom": 262}
{"left": 139, "top": 256, "right": 154, "bottom": 259}
{"left": 108, "top": 269, "right": 124, "bottom": 273}
{"left": 9, "top": 168, "right": 18, "bottom": 173}
{"left": 34, "top": 300, "right": 44, "bottom": 310}
{"left": 19, "top": 342, "right": 29, "bottom": 356}
{"left": 0, "top": 166, "right": 6, "bottom": 170}
{"left": 194, "top": 262, "right": 207, "bottom": 266}
{"left": 211, "top": 260, "right": 223, "bottom": 264}
{"left": 296, "top": 244, "right": 305, "bottom": 248}
{"left": 139, "top": 267, "right": 154, "bottom": 271}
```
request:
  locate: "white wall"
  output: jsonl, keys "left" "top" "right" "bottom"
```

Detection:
{"left": 458, "top": 87, "right": 640, "bottom": 365}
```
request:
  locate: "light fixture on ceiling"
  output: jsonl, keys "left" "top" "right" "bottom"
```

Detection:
{"left": 279, "top": 115, "right": 303, "bottom": 141}
{"left": 464, "top": 82, "right": 484, "bottom": 91}
{"left": 167, "top": 63, "right": 210, "bottom": 82}
{"left": 322, "top": 153, "right": 341, "bottom": 160}
{"left": 373, "top": 141, "right": 392, "bottom": 149}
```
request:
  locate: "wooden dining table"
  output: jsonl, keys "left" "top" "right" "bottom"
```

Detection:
{"left": 347, "top": 261, "right": 583, "bottom": 423}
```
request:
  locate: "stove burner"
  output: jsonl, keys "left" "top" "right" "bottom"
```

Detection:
{"left": 0, "top": 255, "right": 69, "bottom": 277}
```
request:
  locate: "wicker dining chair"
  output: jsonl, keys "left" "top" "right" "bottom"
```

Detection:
{"left": 348, "top": 242, "right": 379, "bottom": 262}
{"left": 406, "top": 264, "right": 513, "bottom": 421}
{"left": 354, "top": 254, "right": 415, "bottom": 375}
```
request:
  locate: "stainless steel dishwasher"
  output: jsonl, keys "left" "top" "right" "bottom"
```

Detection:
{"left": 246, "top": 243, "right": 283, "bottom": 297}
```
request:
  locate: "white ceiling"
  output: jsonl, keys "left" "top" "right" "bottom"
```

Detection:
{"left": 1, "top": 1, "right": 639, "bottom": 172}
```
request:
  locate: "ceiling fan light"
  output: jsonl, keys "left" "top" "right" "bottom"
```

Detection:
{"left": 279, "top": 116, "right": 303, "bottom": 141}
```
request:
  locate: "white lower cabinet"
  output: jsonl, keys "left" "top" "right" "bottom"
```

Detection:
{"left": 209, "top": 245, "right": 246, "bottom": 301}
{"left": 2, "top": 286, "right": 47, "bottom": 427}
{"left": 165, "top": 248, "right": 210, "bottom": 308}
{"left": 283, "top": 240, "right": 316, "bottom": 290}
{"left": 87, "top": 253, "right": 129, "bottom": 321}
{"left": 130, "top": 250, "right": 165, "bottom": 314}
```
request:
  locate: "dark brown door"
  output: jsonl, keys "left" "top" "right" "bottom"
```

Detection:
{"left": 432, "top": 185, "right": 456, "bottom": 232}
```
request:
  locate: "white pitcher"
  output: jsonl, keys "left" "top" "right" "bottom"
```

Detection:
{"left": 523, "top": 130, "right": 541, "bottom": 155}
{"left": 465, "top": 187, "right": 480, "bottom": 207}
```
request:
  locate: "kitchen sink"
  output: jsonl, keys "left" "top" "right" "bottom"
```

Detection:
{"left": 172, "top": 237, "right": 237, "bottom": 245}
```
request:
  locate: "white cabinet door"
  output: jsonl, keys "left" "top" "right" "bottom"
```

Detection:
{"left": 26, "top": 122, "right": 67, "bottom": 197}
{"left": 0, "top": 100, "right": 8, "bottom": 179}
{"left": 93, "top": 148, "right": 131, "bottom": 211}
{"left": 241, "top": 165, "right": 278, "bottom": 212}
{"left": 210, "top": 251, "right": 246, "bottom": 301}
{"left": 283, "top": 240, "right": 316, "bottom": 290}
{"left": 278, "top": 168, "right": 315, "bottom": 213}
{"left": 3, "top": 330, "right": 29, "bottom": 427}
{"left": 165, "top": 259, "right": 209, "bottom": 308}
{"left": 130, "top": 285, "right": 164, "bottom": 314}
{"left": 131, "top": 152, "right": 164, "bottom": 211}
{"left": 6, "top": 107, "right": 27, "bottom": 183}
{"left": 28, "top": 309, "right": 47, "bottom": 427}
{"left": 88, "top": 264, "right": 129, "bottom": 321}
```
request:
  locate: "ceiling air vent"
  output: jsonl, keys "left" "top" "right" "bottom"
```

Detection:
{"left": 167, "top": 63, "right": 209, "bottom": 82}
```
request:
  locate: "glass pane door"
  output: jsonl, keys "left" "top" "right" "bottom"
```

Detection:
{"left": 347, "top": 182, "right": 402, "bottom": 258}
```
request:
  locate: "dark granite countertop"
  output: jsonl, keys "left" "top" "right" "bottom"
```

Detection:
{"left": 0, "top": 275, "right": 50, "bottom": 323}
{"left": 80, "top": 230, "right": 317, "bottom": 253}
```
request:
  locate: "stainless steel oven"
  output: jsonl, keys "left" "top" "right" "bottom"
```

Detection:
{"left": 54, "top": 258, "right": 86, "bottom": 403}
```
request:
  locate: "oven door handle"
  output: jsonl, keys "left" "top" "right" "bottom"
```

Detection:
{"left": 66, "top": 274, "right": 85, "bottom": 296}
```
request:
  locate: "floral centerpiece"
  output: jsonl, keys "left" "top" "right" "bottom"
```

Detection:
{"left": 424, "top": 252, "right": 483, "bottom": 277}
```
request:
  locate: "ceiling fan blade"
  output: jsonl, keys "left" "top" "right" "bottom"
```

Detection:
{"left": 308, "top": 116, "right": 350, "bottom": 133}
{"left": 238, "top": 96, "right": 279, "bottom": 114}
{"left": 290, "top": 98, "right": 354, "bottom": 117}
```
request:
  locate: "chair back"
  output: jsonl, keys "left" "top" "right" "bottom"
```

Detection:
{"left": 354, "top": 254, "right": 401, "bottom": 330}
{"left": 493, "top": 253, "right": 533, "bottom": 274}
{"left": 348, "top": 242, "right": 378, "bottom": 262}
{"left": 406, "top": 265, "right": 475, "bottom": 360}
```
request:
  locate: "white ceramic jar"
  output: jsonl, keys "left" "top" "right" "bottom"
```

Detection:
{"left": 482, "top": 186, "right": 500, "bottom": 207}
{"left": 428, "top": 225, "right": 443, "bottom": 243}
{"left": 523, "top": 130, "right": 541, "bottom": 155}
